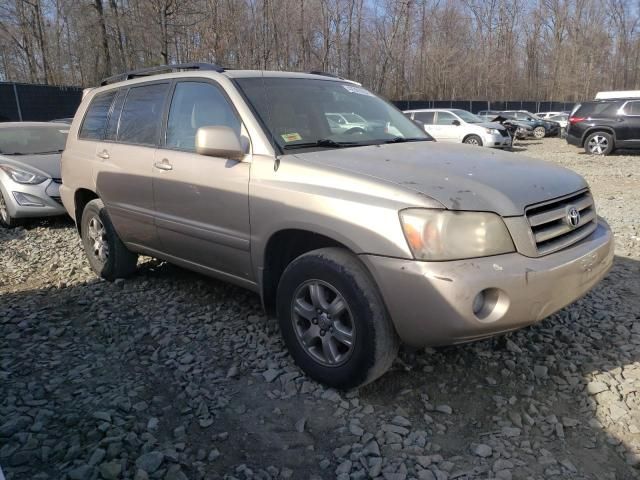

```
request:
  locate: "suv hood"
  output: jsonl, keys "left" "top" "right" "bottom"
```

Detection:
{"left": 0, "top": 153, "right": 61, "bottom": 179}
{"left": 294, "top": 142, "right": 587, "bottom": 216}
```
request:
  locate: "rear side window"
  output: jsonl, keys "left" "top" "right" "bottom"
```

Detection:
{"left": 624, "top": 101, "right": 640, "bottom": 116}
{"left": 575, "top": 102, "right": 620, "bottom": 117}
{"left": 79, "top": 91, "right": 117, "bottom": 140}
{"left": 413, "top": 111, "right": 434, "bottom": 124}
{"left": 104, "top": 89, "right": 127, "bottom": 141}
{"left": 166, "top": 81, "right": 240, "bottom": 151}
{"left": 118, "top": 83, "right": 170, "bottom": 146}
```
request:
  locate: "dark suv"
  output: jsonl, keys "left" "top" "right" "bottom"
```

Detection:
{"left": 567, "top": 99, "right": 640, "bottom": 155}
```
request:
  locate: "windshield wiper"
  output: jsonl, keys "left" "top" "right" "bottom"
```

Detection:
{"left": 383, "top": 137, "right": 430, "bottom": 144}
{"left": 33, "top": 149, "right": 64, "bottom": 154}
{"left": 282, "top": 138, "right": 360, "bottom": 150}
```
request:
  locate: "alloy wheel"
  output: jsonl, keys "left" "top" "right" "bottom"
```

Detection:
{"left": 0, "top": 191, "right": 8, "bottom": 224}
{"left": 291, "top": 279, "right": 356, "bottom": 367}
{"left": 465, "top": 138, "right": 480, "bottom": 145}
{"left": 533, "top": 127, "right": 545, "bottom": 139}
{"left": 87, "top": 216, "right": 109, "bottom": 263}
{"left": 588, "top": 135, "right": 609, "bottom": 155}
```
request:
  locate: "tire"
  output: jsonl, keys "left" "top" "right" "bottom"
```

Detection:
{"left": 0, "top": 189, "right": 20, "bottom": 228}
{"left": 80, "top": 198, "right": 138, "bottom": 280}
{"left": 533, "top": 126, "right": 546, "bottom": 139}
{"left": 276, "top": 247, "right": 399, "bottom": 389}
{"left": 463, "top": 135, "right": 483, "bottom": 146}
{"left": 584, "top": 131, "right": 614, "bottom": 155}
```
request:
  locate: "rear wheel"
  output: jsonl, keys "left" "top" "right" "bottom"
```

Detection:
{"left": 533, "top": 126, "right": 546, "bottom": 139}
{"left": 0, "top": 190, "right": 20, "bottom": 228}
{"left": 585, "top": 131, "right": 614, "bottom": 155}
{"left": 463, "top": 135, "right": 483, "bottom": 146}
{"left": 276, "top": 248, "right": 399, "bottom": 389}
{"left": 81, "top": 199, "right": 138, "bottom": 280}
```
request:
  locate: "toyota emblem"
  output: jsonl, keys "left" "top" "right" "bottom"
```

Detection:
{"left": 566, "top": 207, "right": 581, "bottom": 228}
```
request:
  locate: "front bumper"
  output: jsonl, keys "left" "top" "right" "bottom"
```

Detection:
{"left": 482, "top": 132, "right": 512, "bottom": 148}
{"left": 0, "top": 178, "right": 67, "bottom": 219}
{"left": 361, "top": 220, "right": 614, "bottom": 347}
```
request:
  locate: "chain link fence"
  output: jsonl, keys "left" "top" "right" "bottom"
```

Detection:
{"left": 0, "top": 82, "right": 83, "bottom": 122}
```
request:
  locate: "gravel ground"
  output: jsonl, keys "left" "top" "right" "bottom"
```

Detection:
{"left": 1, "top": 138, "right": 639, "bottom": 480}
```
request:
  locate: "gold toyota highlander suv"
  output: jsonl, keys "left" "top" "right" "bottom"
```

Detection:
{"left": 60, "top": 63, "right": 614, "bottom": 388}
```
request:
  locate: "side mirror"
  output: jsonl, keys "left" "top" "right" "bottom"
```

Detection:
{"left": 195, "top": 126, "right": 244, "bottom": 161}
{"left": 452, "top": 120, "right": 461, "bottom": 126}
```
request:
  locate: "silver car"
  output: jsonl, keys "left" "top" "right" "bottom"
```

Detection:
{"left": 0, "top": 122, "right": 69, "bottom": 227}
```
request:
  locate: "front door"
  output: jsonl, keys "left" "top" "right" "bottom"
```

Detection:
{"left": 434, "top": 111, "right": 459, "bottom": 142}
{"left": 153, "top": 80, "right": 252, "bottom": 283}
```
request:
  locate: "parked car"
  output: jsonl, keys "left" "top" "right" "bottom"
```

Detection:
{"left": 549, "top": 113, "right": 569, "bottom": 137}
{"left": 567, "top": 98, "right": 640, "bottom": 155}
{"left": 325, "top": 112, "right": 367, "bottom": 134}
{"left": 0, "top": 122, "right": 69, "bottom": 227}
{"left": 477, "top": 111, "right": 534, "bottom": 139}
{"left": 499, "top": 111, "right": 560, "bottom": 138}
{"left": 403, "top": 109, "right": 511, "bottom": 148}
{"left": 61, "top": 63, "right": 613, "bottom": 388}
{"left": 535, "top": 111, "right": 569, "bottom": 120}
{"left": 49, "top": 117, "right": 74, "bottom": 124}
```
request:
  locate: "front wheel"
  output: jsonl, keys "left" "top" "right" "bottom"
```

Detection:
{"left": 533, "top": 126, "right": 546, "bottom": 139}
{"left": 585, "top": 131, "right": 614, "bottom": 155}
{"left": 463, "top": 135, "right": 483, "bottom": 146}
{"left": 81, "top": 199, "right": 138, "bottom": 280}
{"left": 276, "top": 248, "right": 399, "bottom": 389}
{"left": 0, "top": 189, "right": 20, "bottom": 228}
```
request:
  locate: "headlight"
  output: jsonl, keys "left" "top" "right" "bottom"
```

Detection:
{"left": 0, "top": 165, "right": 47, "bottom": 184}
{"left": 399, "top": 209, "right": 515, "bottom": 261}
{"left": 484, "top": 128, "right": 501, "bottom": 135}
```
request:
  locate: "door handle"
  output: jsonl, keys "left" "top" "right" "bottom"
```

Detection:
{"left": 154, "top": 160, "right": 173, "bottom": 171}
{"left": 96, "top": 150, "right": 110, "bottom": 160}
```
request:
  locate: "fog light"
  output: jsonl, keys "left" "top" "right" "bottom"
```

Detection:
{"left": 472, "top": 288, "right": 509, "bottom": 322}
{"left": 13, "top": 191, "right": 45, "bottom": 206}
{"left": 472, "top": 291, "right": 485, "bottom": 315}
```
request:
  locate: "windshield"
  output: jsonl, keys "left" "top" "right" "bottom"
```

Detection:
{"left": 235, "top": 77, "right": 429, "bottom": 152}
{"left": 0, "top": 125, "right": 68, "bottom": 155}
{"left": 451, "top": 110, "right": 484, "bottom": 123}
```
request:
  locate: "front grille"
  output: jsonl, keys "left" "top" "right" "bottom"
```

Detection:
{"left": 526, "top": 189, "right": 597, "bottom": 256}
{"left": 50, "top": 196, "right": 63, "bottom": 205}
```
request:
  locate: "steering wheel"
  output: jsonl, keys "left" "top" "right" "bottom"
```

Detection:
{"left": 343, "top": 127, "right": 366, "bottom": 135}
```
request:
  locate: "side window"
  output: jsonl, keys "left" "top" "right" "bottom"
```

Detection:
{"left": 414, "top": 112, "right": 434, "bottom": 124}
{"left": 104, "top": 89, "right": 126, "bottom": 141}
{"left": 166, "top": 81, "right": 241, "bottom": 151}
{"left": 118, "top": 83, "right": 170, "bottom": 146}
{"left": 435, "top": 112, "right": 456, "bottom": 125}
{"left": 79, "top": 91, "right": 117, "bottom": 140}
{"left": 625, "top": 101, "right": 640, "bottom": 116}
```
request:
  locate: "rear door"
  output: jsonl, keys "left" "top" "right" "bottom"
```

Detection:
{"left": 95, "top": 81, "right": 171, "bottom": 249}
{"left": 152, "top": 79, "right": 252, "bottom": 282}
{"left": 619, "top": 101, "right": 640, "bottom": 147}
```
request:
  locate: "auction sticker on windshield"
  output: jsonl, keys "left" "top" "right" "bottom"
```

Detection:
{"left": 343, "top": 85, "right": 374, "bottom": 96}
{"left": 281, "top": 132, "right": 302, "bottom": 142}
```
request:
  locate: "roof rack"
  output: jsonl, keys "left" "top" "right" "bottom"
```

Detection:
{"left": 308, "top": 70, "right": 362, "bottom": 86}
{"left": 100, "top": 62, "right": 225, "bottom": 86}
{"left": 309, "top": 71, "right": 344, "bottom": 79}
